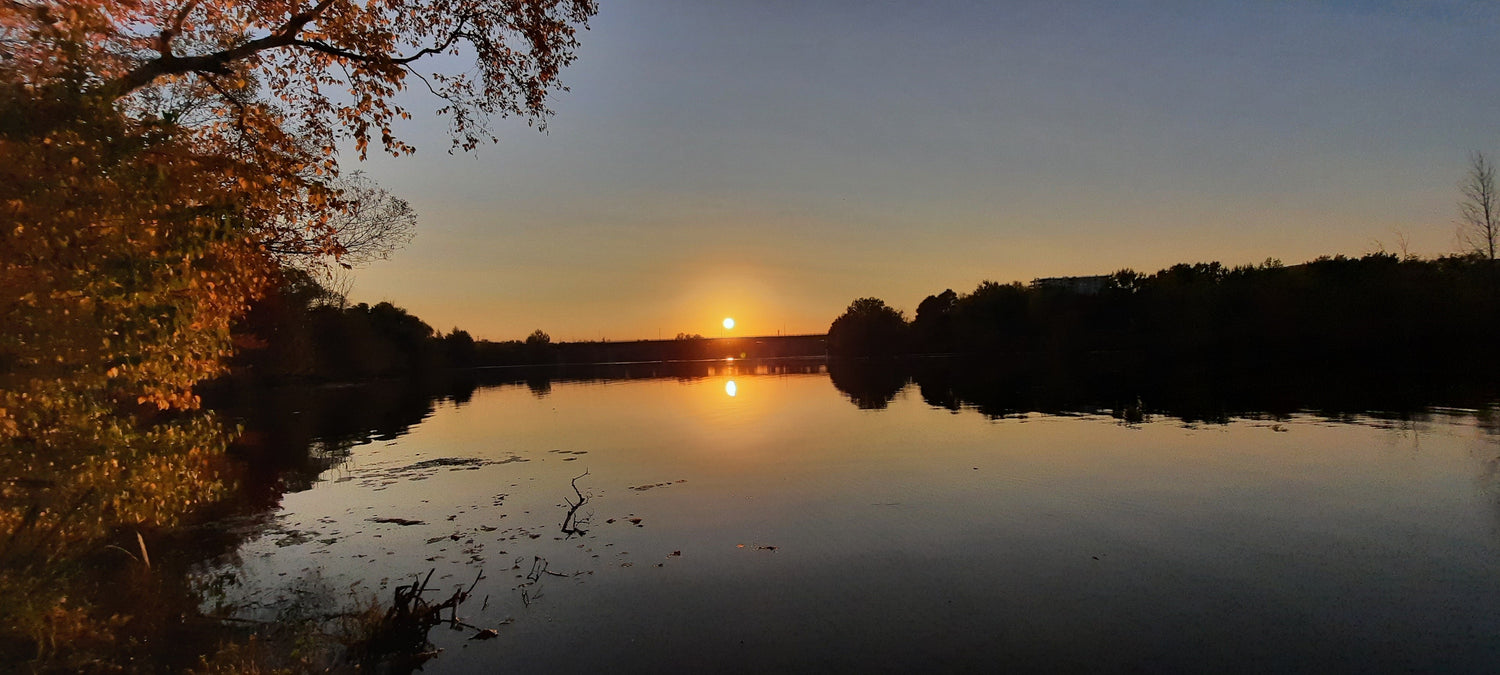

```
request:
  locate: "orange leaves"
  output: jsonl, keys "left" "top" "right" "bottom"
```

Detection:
{"left": 0, "top": 93, "right": 259, "bottom": 562}
{"left": 3, "top": 0, "right": 598, "bottom": 163}
{"left": 0, "top": 0, "right": 595, "bottom": 587}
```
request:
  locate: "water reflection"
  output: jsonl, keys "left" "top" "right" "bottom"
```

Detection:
{"left": 461, "top": 357, "right": 828, "bottom": 397}
{"left": 826, "top": 356, "right": 1500, "bottom": 426}
{"left": 205, "top": 357, "right": 1500, "bottom": 512}
{"left": 191, "top": 359, "right": 1500, "bottom": 673}
{"left": 207, "top": 379, "right": 463, "bottom": 508}
{"left": 826, "top": 361, "right": 909, "bottom": 410}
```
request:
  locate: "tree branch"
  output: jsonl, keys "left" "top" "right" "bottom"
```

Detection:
{"left": 199, "top": 73, "right": 250, "bottom": 149}
{"left": 403, "top": 64, "right": 447, "bottom": 100}
{"left": 156, "top": 0, "right": 201, "bottom": 57}
{"left": 292, "top": 17, "right": 470, "bottom": 67}
{"left": 102, "top": 0, "right": 340, "bottom": 100}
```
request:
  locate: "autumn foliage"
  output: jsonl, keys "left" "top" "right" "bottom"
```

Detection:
{"left": 0, "top": 0, "right": 594, "bottom": 665}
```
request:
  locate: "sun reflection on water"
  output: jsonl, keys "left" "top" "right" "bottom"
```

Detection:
{"left": 725, "top": 380, "right": 737, "bottom": 397}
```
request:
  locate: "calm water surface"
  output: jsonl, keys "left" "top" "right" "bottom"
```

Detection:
{"left": 202, "top": 365, "right": 1500, "bottom": 672}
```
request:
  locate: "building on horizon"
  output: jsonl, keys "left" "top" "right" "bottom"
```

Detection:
{"left": 1029, "top": 275, "right": 1112, "bottom": 295}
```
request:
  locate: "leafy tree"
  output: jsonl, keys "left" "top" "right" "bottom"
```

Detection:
{"left": 952, "top": 281, "right": 1028, "bottom": 351}
{"left": 5, "top": 0, "right": 595, "bottom": 266}
{"left": 827, "top": 298, "right": 909, "bottom": 356}
{"left": 441, "top": 328, "right": 476, "bottom": 367}
{"left": 913, "top": 289, "right": 958, "bottom": 352}
{"left": 0, "top": 0, "right": 595, "bottom": 664}
{"left": 7, "top": 0, "right": 597, "bottom": 152}
{"left": 0, "top": 90, "right": 257, "bottom": 664}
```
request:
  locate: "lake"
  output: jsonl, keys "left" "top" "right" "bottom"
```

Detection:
{"left": 198, "top": 359, "right": 1500, "bottom": 672}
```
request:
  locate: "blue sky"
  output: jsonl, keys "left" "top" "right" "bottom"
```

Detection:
{"left": 348, "top": 0, "right": 1500, "bottom": 341}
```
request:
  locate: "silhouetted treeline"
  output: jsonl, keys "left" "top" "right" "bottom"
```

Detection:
{"left": 830, "top": 253, "right": 1500, "bottom": 370}
{"left": 226, "top": 271, "right": 829, "bottom": 384}
{"left": 227, "top": 271, "right": 475, "bottom": 383}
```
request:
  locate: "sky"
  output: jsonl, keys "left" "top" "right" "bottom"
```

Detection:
{"left": 346, "top": 0, "right": 1500, "bottom": 342}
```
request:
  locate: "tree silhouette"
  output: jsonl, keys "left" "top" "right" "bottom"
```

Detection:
{"left": 309, "top": 171, "right": 418, "bottom": 269}
{"left": 914, "top": 289, "right": 959, "bottom": 352}
{"left": 441, "top": 328, "right": 476, "bottom": 367}
{"left": 1459, "top": 151, "right": 1499, "bottom": 261}
{"left": 828, "top": 297, "right": 909, "bottom": 356}
{"left": 869, "top": 253, "right": 1499, "bottom": 369}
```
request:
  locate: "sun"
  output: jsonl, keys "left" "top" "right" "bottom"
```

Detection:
{"left": 722, "top": 317, "right": 735, "bottom": 330}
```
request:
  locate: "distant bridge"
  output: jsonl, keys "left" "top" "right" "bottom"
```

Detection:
{"left": 550, "top": 334, "right": 827, "bottom": 365}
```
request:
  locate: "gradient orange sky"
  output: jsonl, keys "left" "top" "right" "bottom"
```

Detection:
{"left": 344, "top": 1, "right": 1500, "bottom": 341}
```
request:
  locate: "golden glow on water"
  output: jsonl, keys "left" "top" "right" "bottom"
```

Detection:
{"left": 230, "top": 370, "right": 1500, "bottom": 675}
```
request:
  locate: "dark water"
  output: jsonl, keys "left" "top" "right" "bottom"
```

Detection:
{"left": 200, "top": 360, "right": 1500, "bottom": 673}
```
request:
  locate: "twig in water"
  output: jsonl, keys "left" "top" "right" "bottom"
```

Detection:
{"left": 560, "top": 470, "right": 592, "bottom": 537}
{"left": 526, "top": 556, "right": 548, "bottom": 583}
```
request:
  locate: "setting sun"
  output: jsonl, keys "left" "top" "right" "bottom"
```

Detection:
{"left": 15, "top": 0, "right": 1500, "bottom": 671}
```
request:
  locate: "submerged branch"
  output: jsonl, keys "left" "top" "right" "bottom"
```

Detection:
{"left": 560, "top": 469, "right": 590, "bottom": 537}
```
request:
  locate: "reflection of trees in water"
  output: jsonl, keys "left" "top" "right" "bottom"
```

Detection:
{"left": 1477, "top": 404, "right": 1500, "bottom": 436}
{"left": 473, "top": 357, "right": 829, "bottom": 398}
{"left": 450, "top": 377, "right": 478, "bottom": 406}
{"left": 214, "top": 361, "right": 1500, "bottom": 531}
{"left": 214, "top": 361, "right": 833, "bottom": 506}
{"left": 68, "top": 360, "right": 1499, "bottom": 671}
{"left": 1465, "top": 407, "right": 1500, "bottom": 531}
{"left": 527, "top": 376, "right": 553, "bottom": 398}
{"left": 828, "top": 356, "right": 1500, "bottom": 427}
{"left": 210, "top": 380, "right": 460, "bottom": 508}
{"left": 826, "top": 361, "right": 911, "bottom": 410}
{"left": 915, "top": 364, "right": 962, "bottom": 412}
{"left": 838, "top": 356, "right": 1500, "bottom": 542}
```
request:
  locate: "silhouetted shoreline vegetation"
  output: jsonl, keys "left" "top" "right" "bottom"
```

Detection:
{"left": 230, "top": 252, "right": 1500, "bottom": 389}
{"left": 828, "top": 252, "right": 1500, "bottom": 372}
{"left": 224, "top": 271, "right": 827, "bottom": 386}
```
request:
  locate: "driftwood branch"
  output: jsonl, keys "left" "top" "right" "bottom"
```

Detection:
{"left": 560, "top": 470, "right": 591, "bottom": 537}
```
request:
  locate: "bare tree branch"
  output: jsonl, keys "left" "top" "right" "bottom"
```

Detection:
{"left": 1458, "top": 151, "right": 1498, "bottom": 261}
